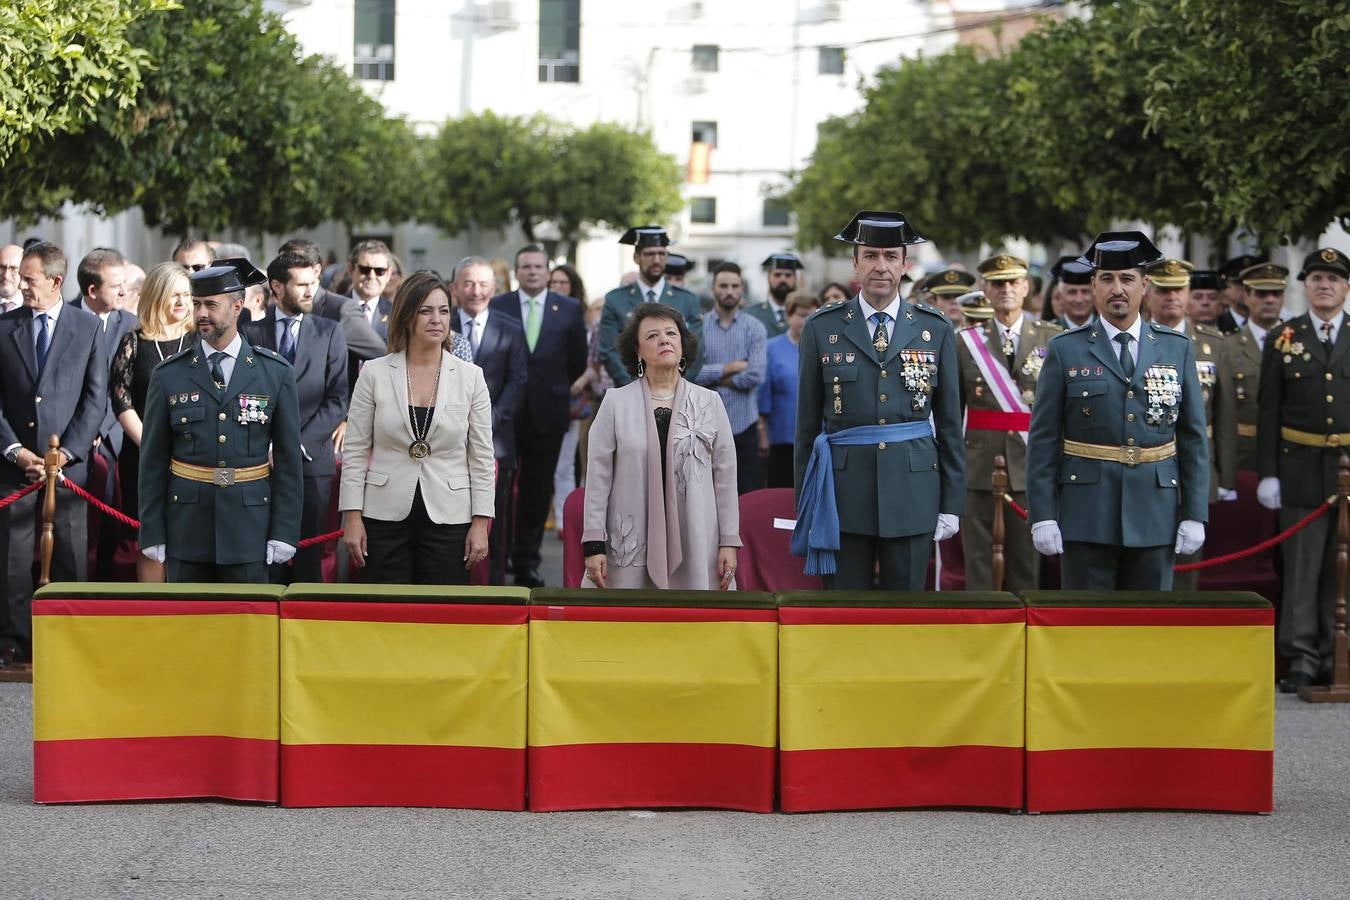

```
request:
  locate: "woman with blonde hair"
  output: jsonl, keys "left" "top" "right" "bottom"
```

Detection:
{"left": 109, "top": 261, "right": 195, "bottom": 582}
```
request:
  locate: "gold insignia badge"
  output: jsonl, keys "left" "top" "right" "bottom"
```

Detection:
{"left": 996, "top": 255, "right": 1010, "bottom": 270}
{"left": 921, "top": 329, "right": 931, "bottom": 341}
{"left": 1322, "top": 249, "right": 1338, "bottom": 263}
{"left": 944, "top": 271, "right": 959, "bottom": 284}
{"left": 1201, "top": 343, "right": 1211, "bottom": 355}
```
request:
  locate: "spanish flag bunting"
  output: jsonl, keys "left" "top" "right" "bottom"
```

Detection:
{"left": 280, "top": 584, "right": 530, "bottom": 809}
{"left": 33, "top": 583, "right": 283, "bottom": 804}
{"left": 1024, "top": 592, "right": 1274, "bottom": 813}
{"left": 778, "top": 592, "right": 1026, "bottom": 812}
{"left": 528, "top": 590, "right": 778, "bottom": 812}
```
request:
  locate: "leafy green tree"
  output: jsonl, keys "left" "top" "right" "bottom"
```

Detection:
{"left": 0, "top": 0, "right": 177, "bottom": 164}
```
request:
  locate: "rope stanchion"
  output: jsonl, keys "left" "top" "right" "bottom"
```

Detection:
{"left": 297, "top": 529, "right": 343, "bottom": 549}
{"left": 1002, "top": 492, "right": 1332, "bottom": 573}
{"left": 0, "top": 480, "right": 44, "bottom": 510}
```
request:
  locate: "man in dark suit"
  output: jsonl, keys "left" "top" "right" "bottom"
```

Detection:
{"left": 0, "top": 242, "right": 106, "bottom": 666}
{"left": 347, "top": 239, "right": 394, "bottom": 345}
{"left": 70, "top": 247, "right": 139, "bottom": 578}
{"left": 1216, "top": 253, "right": 1266, "bottom": 335}
{"left": 242, "top": 252, "right": 349, "bottom": 583}
{"left": 489, "top": 244, "right": 587, "bottom": 587}
{"left": 279, "top": 238, "right": 387, "bottom": 367}
{"left": 451, "top": 256, "right": 528, "bottom": 585}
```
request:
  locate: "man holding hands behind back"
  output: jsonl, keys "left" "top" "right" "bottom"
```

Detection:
{"left": 1026, "top": 232, "right": 1209, "bottom": 590}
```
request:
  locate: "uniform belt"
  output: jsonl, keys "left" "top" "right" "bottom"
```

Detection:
{"left": 966, "top": 409, "right": 1031, "bottom": 431}
{"left": 1280, "top": 426, "right": 1350, "bottom": 448}
{"left": 1062, "top": 439, "right": 1176, "bottom": 467}
{"left": 171, "top": 459, "right": 270, "bottom": 486}
{"left": 1237, "top": 423, "right": 1257, "bottom": 438}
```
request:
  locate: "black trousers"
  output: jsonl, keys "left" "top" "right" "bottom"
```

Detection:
{"left": 167, "top": 558, "right": 268, "bottom": 584}
{"left": 489, "top": 459, "right": 515, "bottom": 585}
{"left": 0, "top": 486, "right": 86, "bottom": 647}
{"left": 733, "top": 424, "right": 762, "bottom": 494}
{"left": 511, "top": 423, "right": 564, "bottom": 575}
{"left": 91, "top": 442, "right": 119, "bottom": 581}
{"left": 1062, "top": 541, "right": 1175, "bottom": 590}
{"left": 363, "top": 486, "right": 471, "bottom": 585}
{"left": 269, "top": 473, "right": 330, "bottom": 585}
{"left": 823, "top": 531, "right": 932, "bottom": 591}
{"left": 766, "top": 444, "right": 794, "bottom": 489}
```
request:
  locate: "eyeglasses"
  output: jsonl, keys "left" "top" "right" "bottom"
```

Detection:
{"left": 357, "top": 265, "right": 389, "bottom": 277}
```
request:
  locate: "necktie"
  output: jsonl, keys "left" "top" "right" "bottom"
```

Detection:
{"left": 1321, "top": 320, "right": 1333, "bottom": 349}
{"left": 465, "top": 318, "right": 479, "bottom": 359}
{"left": 645, "top": 289, "right": 656, "bottom": 303}
{"left": 1001, "top": 327, "right": 1016, "bottom": 372}
{"left": 34, "top": 313, "right": 50, "bottom": 375}
{"left": 525, "top": 297, "right": 542, "bottom": 352}
{"left": 279, "top": 317, "right": 296, "bottom": 364}
{"left": 209, "top": 351, "right": 227, "bottom": 389}
{"left": 870, "top": 312, "right": 890, "bottom": 355}
{"left": 1114, "top": 332, "right": 1135, "bottom": 379}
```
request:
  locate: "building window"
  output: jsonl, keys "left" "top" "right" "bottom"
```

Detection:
{"left": 691, "top": 44, "right": 719, "bottom": 72}
{"left": 690, "top": 197, "right": 717, "bottom": 224}
{"left": 819, "top": 46, "right": 845, "bottom": 75}
{"left": 691, "top": 120, "right": 718, "bottom": 148}
{"left": 763, "top": 198, "right": 790, "bottom": 227}
{"left": 354, "top": 0, "right": 396, "bottom": 81}
{"left": 539, "top": 0, "right": 581, "bottom": 83}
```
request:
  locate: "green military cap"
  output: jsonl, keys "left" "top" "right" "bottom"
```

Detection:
{"left": 927, "top": 268, "right": 977, "bottom": 297}
{"left": 1147, "top": 258, "right": 1195, "bottom": 289}
{"left": 958, "top": 289, "right": 993, "bottom": 321}
{"left": 1240, "top": 262, "right": 1289, "bottom": 290}
{"left": 1189, "top": 270, "right": 1223, "bottom": 291}
{"left": 1219, "top": 253, "right": 1267, "bottom": 282}
{"left": 976, "top": 253, "right": 1029, "bottom": 282}
{"left": 1297, "top": 247, "right": 1350, "bottom": 280}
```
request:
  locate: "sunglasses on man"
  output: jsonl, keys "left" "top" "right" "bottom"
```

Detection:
{"left": 357, "top": 265, "right": 389, "bottom": 277}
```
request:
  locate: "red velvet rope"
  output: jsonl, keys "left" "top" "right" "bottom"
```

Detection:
{"left": 297, "top": 529, "right": 343, "bottom": 549}
{"left": 0, "top": 480, "right": 44, "bottom": 510}
{"left": 1001, "top": 492, "right": 1333, "bottom": 572}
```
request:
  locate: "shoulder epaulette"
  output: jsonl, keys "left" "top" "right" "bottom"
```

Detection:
{"left": 157, "top": 346, "right": 195, "bottom": 366}
{"left": 913, "top": 302, "right": 949, "bottom": 323}
{"left": 1033, "top": 318, "right": 1064, "bottom": 331}
{"left": 252, "top": 345, "right": 285, "bottom": 361}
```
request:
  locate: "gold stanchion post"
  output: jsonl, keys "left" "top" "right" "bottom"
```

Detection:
{"left": 992, "top": 454, "right": 1008, "bottom": 593}
{"left": 37, "top": 435, "right": 61, "bottom": 589}
{"left": 1300, "top": 456, "right": 1350, "bottom": 702}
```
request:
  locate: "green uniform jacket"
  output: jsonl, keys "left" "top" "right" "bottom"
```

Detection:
{"left": 956, "top": 317, "right": 1062, "bottom": 493}
{"left": 745, "top": 300, "right": 788, "bottom": 338}
{"left": 794, "top": 298, "right": 965, "bottom": 538}
{"left": 1217, "top": 320, "right": 1268, "bottom": 483}
{"left": 597, "top": 282, "right": 705, "bottom": 386}
{"left": 139, "top": 339, "right": 303, "bottom": 564}
{"left": 1257, "top": 313, "right": 1350, "bottom": 508}
{"left": 1026, "top": 319, "right": 1210, "bottom": 547}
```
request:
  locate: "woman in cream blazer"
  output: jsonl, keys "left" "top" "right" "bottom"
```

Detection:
{"left": 340, "top": 272, "right": 495, "bottom": 584}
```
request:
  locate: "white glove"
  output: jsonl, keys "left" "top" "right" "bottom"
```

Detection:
{"left": 1257, "top": 477, "right": 1281, "bottom": 510}
{"left": 1031, "top": 520, "right": 1063, "bottom": 556}
{"left": 1218, "top": 488, "right": 1238, "bottom": 502}
{"left": 933, "top": 513, "right": 960, "bottom": 542}
{"left": 1175, "top": 520, "right": 1205, "bottom": 556}
{"left": 266, "top": 540, "right": 296, "bottom": 565}
{"left": 141, "top": 544, "right": 166, "bottom": 563}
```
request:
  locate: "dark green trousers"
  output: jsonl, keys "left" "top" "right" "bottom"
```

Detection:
{"left": 166, "top": 559, "right": 268, "bottom": 584}
{"left": 1062, "top": 541, "right": 1175, "bottom": 591}
{"left": 1277, "top": 505, "right": 1338, "bottom": 679}
{"left": 824, "top": 531, "right": 932, "bottom": 591}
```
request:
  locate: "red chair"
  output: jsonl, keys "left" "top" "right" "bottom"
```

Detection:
{"left": 562, "top": 487, "right": 586, "bottom": 587}
{"left": 736, "top": 489, "right": 822, "bottom": 592}
{"left": 1197, "top": 469, "right": 1280, "bottom": 605}
{"left": 937, "top": 533, "right": 965, "bottom": 591}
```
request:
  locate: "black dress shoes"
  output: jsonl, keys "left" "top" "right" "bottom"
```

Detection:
{"left": 1278, "top": 672, "right": 1313, "bottom": 694}
{"left": 514, "top": 570, "right": 545, "bottom": 589}
{"left": 0, "top": 638, "right": 23, "bottom": 668}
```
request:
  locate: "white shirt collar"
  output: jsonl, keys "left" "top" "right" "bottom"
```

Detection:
{"left": 638, "top": 278, "right": 666, "bottom": 301}
{"left": 1229, "top": 308, "right": 1247, "bottom": 327}
{"left": 32, "top": 300, "right": 62, "bottom": 324}
{"left": 207, "top": 332, "right": 244, "bottom": 360}
{"left": 1312, "top": 306, "right": 1346, "bottom": 343}
{"left": 519, "top": 287, "right": 548, "bottom": 306}
{"left": 459, "top": 307, "right": 489, "bottom": 329}
{"left": 1099, "top": 313, "right": 1143, "bottom": 346}
{"left": 1248, "top": 320, "right": 1269, "bottom": 346}
{"left": 996, "top": 314, "right": 1024, "bottom": 337}
{"left": 862, "top": 293, "right": 902, "bottom": 323}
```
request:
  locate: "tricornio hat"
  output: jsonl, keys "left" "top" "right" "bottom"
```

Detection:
{"left": 762, "top": 252, "right": 805, "bottom": 271}
{"left": 665, "top": 254, "right": 695, "bottom": 276}
{"left": 1189, "top": 270, "right": 1224, "bottom": 291}
{"left": 189, "top": 258, "right": 267, "bottom": 297}
{"left": 1050, "top": 255, "right": 1093, "bottom": 286}
{"left": 833, "top": 210, "right": 926, "bottom": 248}
{"left": 1076, "top": 231, "right": 1163, "bottom": 272}
{"left": 618, "top": 226, "right": 672, "bottom": 248}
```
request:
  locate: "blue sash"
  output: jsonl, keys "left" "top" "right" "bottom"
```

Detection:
{"left": 790, "top": 421, "right": 934, "bottom": 576}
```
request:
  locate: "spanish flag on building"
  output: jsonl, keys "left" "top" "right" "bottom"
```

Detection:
{"left": 1025, "top": 592, "right": 1274, "bottom": 813}
{"left": 778, "top": 591, "right": 1026, "bottom": 812}
{"left": 528, "top": 589, "right": 778, "bottom": 812}
{"left": 280, "top": 584, "right": 529, "bottom": 809}
{"left": 33, "top": 583, "right": 283, "bottom": 804}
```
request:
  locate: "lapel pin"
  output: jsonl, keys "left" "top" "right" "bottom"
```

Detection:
{"left": 829, "top": 334, "right": 838, "bottom": 344}
{"left": 246, "top": 356, "right": 254, "bottom": 365}
{"left": 905, "top": 310, "right": 914, "bottom": 321}
{"left": 190, "top": 391, "right": 200, "bottom": 402}
{"left": 552, "top": 304, "right": 559, "bottom": 311}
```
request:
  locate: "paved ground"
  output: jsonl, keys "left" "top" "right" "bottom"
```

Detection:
{"left": 3, "top": 686, "right": 1348, "bottom": 898}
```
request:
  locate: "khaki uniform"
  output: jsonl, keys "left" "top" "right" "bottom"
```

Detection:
{"left": 1173, "top": 320, "right": 1229, "bottom": 588}
{"left": 956, "top": 316, "right": 1061, "bottom": 591}
{"left": 1216, "top": 321, "right": 1267, "bottom": 482}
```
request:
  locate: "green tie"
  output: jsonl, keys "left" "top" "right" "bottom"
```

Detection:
{"left": 525, "top": 296, "right": 542, "bottom": 352}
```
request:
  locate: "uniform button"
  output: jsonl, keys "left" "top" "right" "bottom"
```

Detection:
{"left": 219, "top": 412, "right": 227, "bottom": 421}
{"left": 1126, "top": 413, "right": 1135, "bottom": 422}
{"left": 218, "top": 435, "right": 227, "bottom": 444}
{"left": 34, "top": 396, "right": 41, "bottom": 404}
{"left": 880, "top": 370, "right": 887, "bottom": 378}
{"left": 878, "top": 442, "right": 887, "bottom": 450}
{"left": 1171, "top": 478, "right": 1177, "bottom": 485}
{"left": 219, "top": 461, "right": 227, "bottom": 467}
{"left": 879, "top": 394, "right": 887, "bottom": 402}
{"left": 263, "top": 496, "right": 268, "bottom": 502}
{"left": 1126, "top": 437, "right": 1136, "bottom": 446}
{"left": 1237, "top": 373, "right": 1245, "bottom": 380}
{"left": 833, "top": 376, "right": 840, "bottom": 383}
{"left": 878, "top": 418, "right": 886, "bottom": 425}
{"left": 932, "top": 462, "right": 938, "bottom": 470}
{"left": 27, "top": 422, "right": 33, "bottom": 428}
{"left": 1070, "top": 474, "right": 1077, "bottom": 481}
{"left": 180, "top": 416, "right": 188, "bottom": 424}
{"left": 1126, "top": 390, "right": 1134, "bottom": 398}
{"left": 1327, "top": 373, "right": 1334, "bottom": 382}
{"left": 1081, "top": 390, "right": 1089, "bottom": 397}
{"left": 172, "top": 495, "right": 178, "bottom": 502}
{"left": 1328, "top": 417, "right": 1335, "bottom": 425}
{"left": 1329, "top": 395, "right": 1335, "bottom": 403}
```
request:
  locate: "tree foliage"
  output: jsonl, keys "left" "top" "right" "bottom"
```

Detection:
{"left": 422, "top": 113, "right": 682, "bottom": 258}
{"left": 0, "top": 0, "right": 177, "bottom": 165}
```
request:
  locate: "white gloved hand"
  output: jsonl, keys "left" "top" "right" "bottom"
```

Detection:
{"left": 933, "top": 513, "right": 960, "bottom": 542}
{"left": 1031, "top": 520, "right": 1063, "bottom": 556}
{"left": 141, "top": 544, "right": 166, "bottom": 563}
{"left": 1175, "top": 519, "right": 1206, "bottom": 556}
{"left": 266, "top": 540, "right": 296, "bottom": 565}
{"left": 1218, "top": 488, "right": 1238, "bottom": 502}
{"left": 1257, "top": 477, "right": 1281, "bottom": 510}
